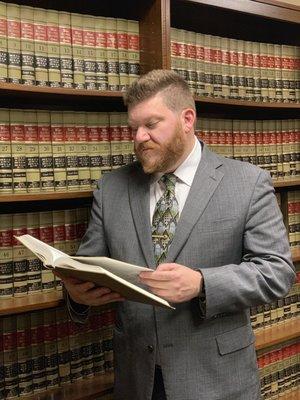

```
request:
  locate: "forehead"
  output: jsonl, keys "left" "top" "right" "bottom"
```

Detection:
{"left": 128, "top": 94, "right": 174, "bottom": 123}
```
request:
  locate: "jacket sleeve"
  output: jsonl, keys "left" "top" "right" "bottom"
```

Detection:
{"left": 200, "top": 169, "right": 296, "bottom": 319}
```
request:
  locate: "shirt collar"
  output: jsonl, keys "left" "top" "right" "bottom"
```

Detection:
{"left": 151, "top": 136, "right": 201, "bottom": 186}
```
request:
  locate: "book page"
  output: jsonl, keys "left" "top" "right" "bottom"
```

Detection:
{"left": 71, "top": 256, "right": 149, "bottom": 286}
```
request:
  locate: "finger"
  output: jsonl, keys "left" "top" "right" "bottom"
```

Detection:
{"left": 140, "top": 270, "right": 174, "bottom": 281}
{"left": 65, "top": 280, "right": 95, "bottom": 293}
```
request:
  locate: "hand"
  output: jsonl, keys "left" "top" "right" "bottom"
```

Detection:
{"left": 56, "top": 272, "right": 125, "bottom": 306}
{"left": 139, "top": 263, "right": 203, "bottom": 303}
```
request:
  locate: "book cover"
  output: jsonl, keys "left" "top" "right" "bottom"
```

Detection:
{"left": 71, "top": 13, "right": 85, "bottom": 90}
{"left": 95, "top": 16, "right": 108, "bottom": 91}
{"left": 58, "top": 11, "right": 73, "bottom": 88}
{"left": 75, "top": 111, "right": 91, "bottom": 190}
{"left": 37, "top": 110, "right": 54, "bottom": 191}
{"left": 127, "top": 19, "right": 139, "bottom": 85}
{"left": 7, "top": 2, "right": 21, "bottom": 84}
{"left": 10, "top": 109, "right": 27, "bottom": 192}
{"left": 26, "top": 212, "right": 42, "bottom": 293}
{"left": 0, "top": 108, "right": 12, "bottom": 193}
{"left": 20, "top": 5, "right": 35, "bottom": 85}
{"left": 106, "top": 17, "right": 119, "bottom": 91}
{"left": 24, "top": 110, "right": 40, "bottom": 192}
{"left": 34, "top": 7, "right": 48, "bottom": 87}
{"left": 47, "top": 9, "right": 61, "bottom": 88}
{"left": 12, "top": 212, "right": 28, "bottom": 296}
{"left": 0, "top": 1, "right": 7, "bottom": 82}
{"left": 83, "top": 14, "right": 97, "bottom": 90}
{"left": 117, "top": 18, "right": 129, "bottom": 91}
{"left": 0, "top": 214, "right": 13, "bottom": 298}
{"left": 51, "top": 111, "right": 67, "bottom": 192}
{"left": 63, "top": 111, "right": 79, "bottom": 191}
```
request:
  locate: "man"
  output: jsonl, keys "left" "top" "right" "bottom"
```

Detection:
{"left": 62, "top": 69, "right": 295, "bottom": 400}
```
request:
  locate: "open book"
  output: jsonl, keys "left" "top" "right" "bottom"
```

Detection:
{"left": 16, "top": 234, "right": 174, "bottom": 309}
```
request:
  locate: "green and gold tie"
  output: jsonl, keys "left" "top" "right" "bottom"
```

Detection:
{"left": 152, "top": 173, "right": 179, "bottom": 265}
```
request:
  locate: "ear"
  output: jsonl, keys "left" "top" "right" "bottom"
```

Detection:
{"left": 181, "top": 108, "right": 196, "bottom": 133}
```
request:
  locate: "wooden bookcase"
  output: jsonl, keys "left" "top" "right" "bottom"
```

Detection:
{"left": 0, "top": 0, "right": 299, "bottom": 399}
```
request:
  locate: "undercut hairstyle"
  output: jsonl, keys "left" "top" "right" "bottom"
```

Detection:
{"left": 123, "top": 69, "right": 196, "bottom": 112}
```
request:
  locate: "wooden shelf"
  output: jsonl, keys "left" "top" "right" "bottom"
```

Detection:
{"left": 0, "top": 291, "right": 63, "bottom": 316}
{"left": 280, "top": 388, "right": 300, "bottom": 400}
{"left": 0, "top": 191, "right": 93, "bottom": 203}
{"left": 195, "top": 96, "right": 300, "bottom": 109}
{"left": 23, "top": 372, "right": 114, "bottom": 400}
{"left": 273, "top": 180, "right": 300, "bottom": 188}
{"left": 255, "top": 319, "right": 300, "bottom": 350}
{"left": 291, "top": 248, "right": 300, "bottom": 263}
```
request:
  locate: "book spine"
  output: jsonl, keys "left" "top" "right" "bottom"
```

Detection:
{"left": 275, "top": 120, "right": 284, "bottom": 180}
{"left": 109, "top": 112, "right": 123, "bottom": 169}
{"left": 211, "top": 35, "right": 222, "bottom": 98}
{"left": 289, "top": 119, "right": 297, "bottom": 178}
{"left": 95, "top": 16, "right": 108, "bottom": 90}
{"left": 39, "top": 211, "right": 55, "bottom": 292}
{"left": 0, "top": 108, "right": 12, "bottom": 193}
{"left": 267, "top": 43, "right": 276, "bottom": 102}
{"left": 252, "top": 42, "right": 261, "bottom": 102}
{"left": 83, "top": 14, "right": 97, "bottom": 90}
{"left": 7, "top": 3, "right": 21, "bottom": 84}
{"left": 52, "top": 209, "right": 66, "bottom": 290}
{"left": 3, "top": 316, "right": 19, "bottom": 398}
{"left": 224, "top": 119, "right": 233, "bottom": 158}
{"left": 30, "top": 310, "right": 46, "bottom": 392}
{"left": 68, "top": 318, "right": 84, "bottom": 381}
{"left": 171, "top": 27, "right": 180, "bottom": 75}
{"left": 229, "top": 38, "right": 239, "bottom": 100}
{"left": 26, "top": 212, "right": 42, "bottom": 293}
{"left": 232, "top": 119, "right": 242, "bottom": 161}
{"left": 0, "top": 1, "right": 7, "bottom": 82}
{"left": 16, "top": 313, "right": 33, "bottom": 396}
{"left": 117, "top": 18, "right": 129, "bottom": 92}
{"left": 10, "top": 109, "right": 27, "bottom": 192}
{"left": 106, "top": 17, "right": 119, "bottom": 91}
{"left": 59, "top": 11, "right": 73, "bottom": 88}
{"left": 71, "top": 13, "right": 85, "bottom": 90}
{"left": 0, "top": 214, "right": 13, "bottom": 298}
{"left": 24, "top": 109, "right": 40, "bottom": 192}
{"left": 269, "top": 120, "right": 278, "bottom": 180}
{"left": 43, "top": 309, "right": 59, "bottom": 388}
{"left": 64, "top": 208, "right": 78, "bottom": 255}
{"left": 87, "top": 112, "right": 102, "bottom": 188}
{"left": 55, "top": 307, "right": 71, "bottom": 384}
{"left": 120, "top": 112, "right": 133, "bottom": 165}
{"left": 90, "top": 312, "right": 105, "bottom": 374}
{"left": 34, "top": 8, "right": 48, "bottom": 87}
{"left": 37, "top": 110, "right": 54, "bottom": 191}
{"left": 20, "top": 5, "right": 35, "bottom": 85}
{"left": 127, "top": 19, "right": 139, "bottom": 85}
{"left": 76, "top": 207, "right": 89, "bottom": 242}
{"left": 186, "top": 30, "right": 197, "bottom": 95}
{"left": 204, "top": 34, "right": 213, "bottom": 97}
{"left": 63, "top": 111, "right": 79, "bottom": 191}
{"left": 237, "top": 39, "right": 246, "bottom": 100}
{"left": 47, "top": 9, "right": 61, "bottom": 88}
{"left": 281, "top": 120, "right": 290, "bottom": 179}
{"left": 75, "top": 111, "right": 91, "bottom": 190}
{"left": 248, "top": 120, "right": 257, "bottom": 165}
{"left": 12, "top": 212, "right": 28, "bottom": 296}
{"left": 98, "top": 113, "right": 111, "bottom": 176}
{"left": 244, "top": 41, "right": 254, "bottom": 101}
{"left": 274, "top": 44, "right": 283, "bottom": 103}
{"left": 240, "top": 120, "right": 249, "bottom": 163}
{"left": 260, "top": 42, "right": 269, "bottom": 102}
{"left": 51, "top": 111, "right": 67, "bottom": 192}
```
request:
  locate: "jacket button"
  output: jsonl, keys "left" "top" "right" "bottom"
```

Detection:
{"left": 147, "top": 345, "right": 154, "bottom": 353}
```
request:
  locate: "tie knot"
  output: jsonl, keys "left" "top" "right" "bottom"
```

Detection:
{"left": 160, "top": 173, "right": 177, "bottom": 193}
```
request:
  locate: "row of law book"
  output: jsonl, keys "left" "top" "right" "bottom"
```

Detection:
{"left": 287, "top": 190, "right": 300, "bottom": 250}
{"left": 0, "top": 207, "right": 90, "bottom": 298}
{"left": 0, "top": 109, "right": 135, "bottom": 194}
{"left": 171, "top": 28, "right": 300, "bottom": 103}
{"left": 250, "top": 272, "right": 299, "bottom": 331}
{"left": 195, "top": 118, "right": 300, "bottom": 181}
{"left": 257, "top": 338, "right": 299, "bottom": 399}
{"left": 0, "top": 2, "right": 139, "bottom": 90}
{"left": 0, "top": 304, "right": 115, "bottom": 398}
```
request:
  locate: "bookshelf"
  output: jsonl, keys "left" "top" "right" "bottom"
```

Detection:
{"left": 0, "top": 0, "right": 299, "bottom": 399}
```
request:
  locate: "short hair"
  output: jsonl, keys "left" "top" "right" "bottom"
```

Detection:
{"left": 124, "top": 69, "right": 196, "bottom": 112}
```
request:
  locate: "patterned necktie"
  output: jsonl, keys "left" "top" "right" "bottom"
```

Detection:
{"left": 152, "top": 173, "right": 179, "bottom": 265}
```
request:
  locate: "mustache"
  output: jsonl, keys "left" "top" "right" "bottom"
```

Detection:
{"left": 136, "top": 143, "right": 157, "bottom": 151}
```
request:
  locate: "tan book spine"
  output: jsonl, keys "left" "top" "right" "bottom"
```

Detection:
{"left": 51, "top": 111, "right": 67, "bottom": 191}
{"left": 274, "top": 44, "right": 283, "bottom": 103}
{"left": 34, "top": 7, "right": 48, "bottom": 87}
{"left": 208, "top": 119, "right": 218, "bottom": 154}
{"left": 179, "top": 29, "right": 188, "bottom": 83}
{"left": 196, "top": 32, "right": 205, "bottom": 97}
{"left": 71, "top": 13, "right": 85, "bottom": 90}
{"left": 252, "top": 41, "right": 261, "bottom": 102}
{"left": 0, "top": 214, "right": 13, "bottom": 298}
{"left": 59, "top": 11, "right": 73, "bottom": 88}
{"left": 281, "top": 44, "right": 294, "bottom": 103}
{"left": 232, "top": 119, "right": 242, "bottom": 161}
{"left": 248, "top": 120, "right": 257, "bottom": 165}
{"left": 296, "top": 119, "right": 300, "bottom": 177}
{"left": 204, "top": 34, "right": 213, "bottom": 97}
{"left": 281, "top": 120, "right": 291, "bottom": 179}
{"left": 12, "top": 212, "right": 28, "bottom": 296}
{"left": 211, "top": 35, "right": 222, "bottom": 98}
{"left": 7, "top": 3, "right": 21, "bottom": 84}
{"left": 55, "top": 307, "right": 71, "bottom": 384}
{"left": 229, "top": 38, "right": 239, "bottom": 99}
{"left": 68, "top": 318, "right": 84, "bottom": 381}
{"left": 220, "top": 36, "right": 230, "bottom": 99}
{"left": 216, "top": 119, "right": 226, "bottom": 157}
{"left": 0, "top": 108, "right": 12, "bottom": 193}
{"left": 120, "top": 112, "right": 133, "bottom": 165}
{"left": 10, "top": 109, "right": 26, "bottom": 192}
{"left": 63, "top": 111, "right": 79, "bottom": 191}
{"left": 117, "top": 18, "right": 129, "bottom": 92}
{"left": 244, "top": 41, "right": 254, "bottom": 101}
{"left": 275, "top": 120, "right": 283, "bottom": 180}
{"left": 171, "top": 27, "right": 180, "bottom": 75}
{"left": 83, "top": 14, "right": 97, "bottom": 90}
{"left": 186, "top": 30, "right": 197, "bottom": 95}
{"left": 127, "top": 19, "right": 139, "bottom": 85}
{"left": 16, "top": 313, "right": 33, "bottom": 396}
{"left": 237, "top": 39, "right": 246, "bottom": 100}
{"left": 39, "top": 210, "right": 55, "bottom": 291}
{"left": 289, "top": 119, "right": 297, "bottom": 178}
{"left": 0, "top": 1, "right": 7, "bottom": 82}
{"left": 106, "top": 17, "right": 119, "bottom": 91}
{"left": 47, "top": 9, "right": 61, "bottom": 88}
{"left": 26, "top": 212, "right": 42, "bottom": 293}
{"left": 224, "top": 119, "right": 233, "bottom": 158}
{"left": 64, "top": 208, "right": 78, "bottom": 255}
{"left": 43, "top": 309, "right": 59, "bottom": 388}
{"left": 296, "top": 47, "right": 300, "bottom": 102}
{"left": 109, "top": 112, "right": 123, "bottom": 169}
{"left": 95, "top": 16, "right": 108, "bottom": 90}
{"left": 76, "top": 207, "right": 89, "bottom": 242}
{"left": 75, "top": 111, "right": 90, "bottom": 190}
{"left": 87, "top": 112, "right": 101, "bottom": 188}
{"left": 52, "top": 209, "right": 65, "bottom": 290}
{"left": 267, "top": 43, "right": 276, "bottom": 102}
{"left": 20, "top": 5, "right": 35, "bottom": 85}
{"left": 262, "top": 120, "right": 271, "bottom": 174}
{"left": 260, "top": 42, "right": 269, "bottom": 102}
{"left": 37, "top": 110, "right": 54, "bottom": 191}
{"left": 269, "top": 120, "right": 278, "bottom": 180}
{"left": 98, "top": 112, "right": 111, "bottom": 175}
{"left": 240, "top": 120, "right": 250, "bottom": 163}
{"left": 24, "top": 110, "right": 40, "bottom": 192}
{"left": 255, "top": 120, "right": 264, "bottom": 169}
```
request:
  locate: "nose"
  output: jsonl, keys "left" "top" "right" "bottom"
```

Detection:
{"left": 134, "top": 126, "right": 151, "bottom": 143}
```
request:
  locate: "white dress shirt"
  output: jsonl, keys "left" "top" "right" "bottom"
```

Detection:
{"left": 150, "top": 137, "right": 202, "bottom": 222}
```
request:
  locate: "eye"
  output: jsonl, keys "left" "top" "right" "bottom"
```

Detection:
{"left": 146, "top": 121, "right": 158, "bottom": 129}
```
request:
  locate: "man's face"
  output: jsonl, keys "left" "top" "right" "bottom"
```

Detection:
{"left": 128, "top": 94, "right": 187, "bottom": 174}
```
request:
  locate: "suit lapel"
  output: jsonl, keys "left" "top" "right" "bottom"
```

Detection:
{"left": 128, "top": 165, "right": 155, "bottom": 268}
{"left": 166, "top": 145, "right": 224, "bottom": 263}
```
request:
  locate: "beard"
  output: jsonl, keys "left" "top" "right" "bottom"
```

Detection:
{"left": 134, "top": 124, "right": 185, "bottom": 174}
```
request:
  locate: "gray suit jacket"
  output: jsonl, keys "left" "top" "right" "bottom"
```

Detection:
{"left": 75, "top": 143, "right": 295, "bottom": 400}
